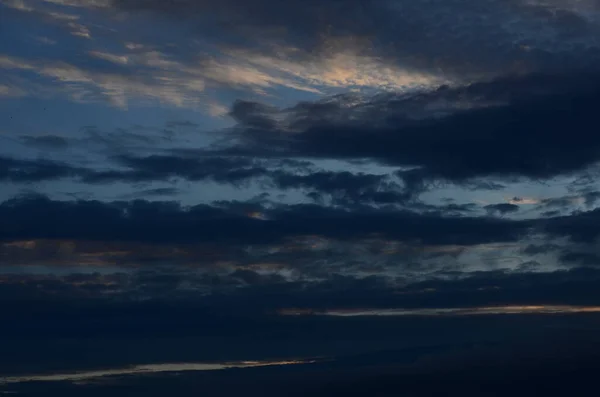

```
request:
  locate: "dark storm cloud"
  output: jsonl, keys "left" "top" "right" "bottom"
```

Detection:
{"left": 582, "top": 191, "right": 600, "bottom": 206}
{"left": 527, "top": 208, "right": 600, "bottom": 268}
{"left": 0, "top": 156, "right": 83, "bottom": 182}
{"left": 220, "top": 72, "right": 600, "bottom": 183}
{"left": 559, "top": 251, "right": 600, "bottom": 266}
{"left": 543, "top": 208, "right": 600, "bottom": 243}
{"left": 0, "top": 195, "right": 531, "bottom": 245}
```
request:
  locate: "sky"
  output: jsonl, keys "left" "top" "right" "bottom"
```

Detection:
{"left": 3, "top": 0, "right": 600, "bottom": 395}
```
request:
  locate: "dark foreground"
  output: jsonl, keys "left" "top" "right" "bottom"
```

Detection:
{"left": 3, "top": 311, "right": 600, "bottom": 396}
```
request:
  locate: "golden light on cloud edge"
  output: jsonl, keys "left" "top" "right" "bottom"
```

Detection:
{"left": 278, "top": 305, "right": 600, "bottom": 317}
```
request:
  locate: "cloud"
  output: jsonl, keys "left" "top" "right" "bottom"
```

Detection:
{"left": 0, "top": 152, "right": 414, "bottom": 206}
{"left": 522, "top": 243, "right": 561, "bottom": 255}
{"left": 543, "top": 207, "right": 600, "bottom": 243}
{"left": 117, "top": 187, "right": 183, "bottom": 199}
{"left": 268, "top": 169, "right": 410, "bottom": 206}
{"left": 0, "top": 41, "right": 442, "bottom": 110}
{"left": 0, "top": 195, "right": 532, "bottom": 246}
{"left": 42, "top": 0, "right": 111, "bottom": 6}
{"left": 215, "top": 43, "right": 445, "bottom": 93}
{"left": 0, "top": 83, "right": 25, "bottom": 97}
{"left": 3, "top": 255, "right": 600, "bottom": 312}
{"left": 88, "top": 51, "right": 130, "bottom": 65}
{"left": 0, "top": 156, "right": 83, "bottom": 182}
{"left": 534, "top": 191, "right": 600, "bottom": 214}
{"left": 82, "top": 155, "right": 272, "bottom": 185}
{"left": 7, "top": 0, "right": 600, "bottom": 112}
{"left": 0, "top": 153, "right": 264, "bottom": 185}
{"left": 2, "top": 0, "right": 95, "bottom": 38}
{"left": 111, "top": 0, "right": 600, "bottom": 79}
{"left": 0, "top": 53, "right": 208, "bottom": 108}
{"left": 1, "top": 0, "right": 446, "bottom": 111}
{"left": 484, "top": 203, "right": 520, "bottom": 215}
{"left": 508, "top": 196, "right": 541, "bottom": 205}
{"left": 559, "top": 251, "right": 600, "bottom": 266}
{"left": 216, "top": 72, "right": 600, "bottom": 184}
{"left": 9, "top": 187, "right": 600, "bottom": 285}
{"left": 20, "top": 135, "right": 70, "bottom": 149}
